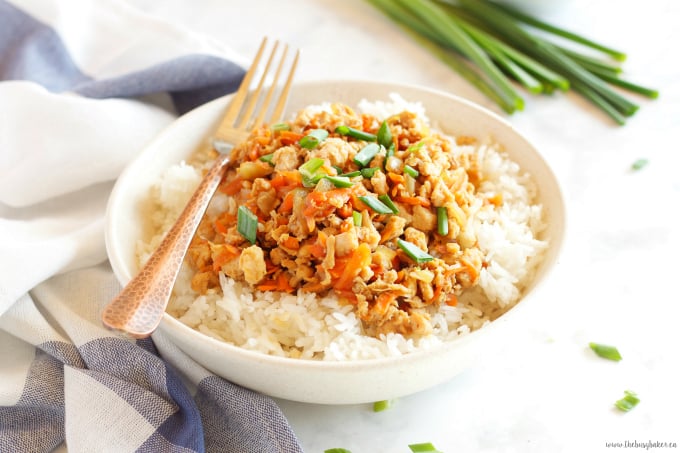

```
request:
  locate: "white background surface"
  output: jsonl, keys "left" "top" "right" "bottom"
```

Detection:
{"left": 127, "top": 1, "right": 680, "bottom": 451}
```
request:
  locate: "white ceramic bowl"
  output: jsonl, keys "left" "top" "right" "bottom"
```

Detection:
{"left": 106, "top": 80, "right": 565, "bottom": 405}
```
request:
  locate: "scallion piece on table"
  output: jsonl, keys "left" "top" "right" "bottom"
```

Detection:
{"left": 436, "top": 207, "right": 448, "bottom": 236}
{"left": 358, "top": 195, "right": 394, "bottom": 214}
{"left": 299, "top": 128, "right": 329, "bottom": 149}
{"left": 324, "top": 175, "right": 354, "bottom": 188}
{"left": 271, "top": 122, "right": 291, "bottom": 131}
{"left": 324, "top": 449, "right": 352, "bottom": 453}
{"left": 377, "top": 120, "right": 393, "bottom": 148}
{"left": 352, "top": 210, "right": 362, "bottom": 227}
{"left": 589, "top": 342, "right": 622, "bottom": 361}
{"left": 259, "top": 153, "right": 274, "bottom": 165}
{"left": 353, "top": 143, "right": 381, "bottom": 167}
{"left": 409, "top": 442, "right": 443, "bottom": 453}
{"left": 361, "top": 167, "right": 380, "bottom": 178}
{"left": 615, "top": 390, "right": 640, "bottom": 412}
{"left": 378, "top": 194, "right": 399, "bottom": 214}
{"left": 299, "top": 157, "right": 326, "bottom": 187}
{"left": 373, "top": 399, "right": 394, "bottom": 412}
{"left": 335, "top": 125, "right": 377, "bottom": 142}
{"left": 631, "top": 158, "right": 649, "bottom": 171}
{"left": 397, "top": 238, "right": 434, "bottom": 263}
{"left": 403, "top": 164, "right": 420, "bottom": 178}
{"left": 237, "top": 206, "right": 258, "bottom": 244}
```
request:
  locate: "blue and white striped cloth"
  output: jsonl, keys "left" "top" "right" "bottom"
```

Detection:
{"left": 0, "top": 0, "right": 303, "bottom": 451}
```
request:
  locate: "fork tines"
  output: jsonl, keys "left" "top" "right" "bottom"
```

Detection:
{"left": 217, "top": 37, "right": 299, "bottom": 140}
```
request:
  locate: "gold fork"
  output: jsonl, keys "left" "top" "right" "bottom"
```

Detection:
{"left": 102, "top": 38, "right": 299, "bottom": 339}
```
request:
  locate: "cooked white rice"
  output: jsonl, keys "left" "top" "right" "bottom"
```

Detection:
{"left": 137, "top": 94, "right": 548, "bottom": 361}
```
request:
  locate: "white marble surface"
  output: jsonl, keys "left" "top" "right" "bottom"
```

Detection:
{"left": 127, "top": 1, "right": 680, "bottom": 451}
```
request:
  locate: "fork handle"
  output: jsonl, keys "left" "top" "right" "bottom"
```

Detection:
{"left": 102, "top": 152, "right": 231, "bottom": 338}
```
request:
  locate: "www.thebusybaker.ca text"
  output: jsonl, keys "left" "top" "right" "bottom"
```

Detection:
{"left": 605, "top": 440, "right": 678, "bottom": 449}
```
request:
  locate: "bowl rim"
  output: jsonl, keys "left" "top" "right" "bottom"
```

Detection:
{"left": 106, "top": 78, "right": 566, "bottom": 370}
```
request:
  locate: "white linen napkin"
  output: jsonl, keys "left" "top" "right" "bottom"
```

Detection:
{"left": 0, "top": 0, "right": 303, "bottom": 451}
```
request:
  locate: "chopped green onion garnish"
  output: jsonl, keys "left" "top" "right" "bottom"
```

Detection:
{"left": 377, "top": 120, "right": 393, "bottom": 148}
{"left": 358, "top": 195, "right": 394, "bottom": 214}
{"left": 361, "top": 167, "right": 380, "bottom": 178}
{"left": 339, "top": 170, "right": 362, "bottom": 178}
{"left": 353, "top": 143, "right": 381, "bottom": 167}
{"left": 259, "top": 153, "right": 274, "bottom": 165}
{"left": 373, "top": 399, "right": 394, "bottom": 412}
{"left": 631, "top": 158, "right": 649, "bottom": 171}
{"left": 615, "top": 390, "right": 640, "bottom": 412}
{"left": 403, "top": 165, "right": 419, "bottom": 178}
{"left": 299, "top": 157, "right": 326, "bottom": 187}
{"left": 271, "top": 122, "right": 291, "bottom": 131}
{"left": 324, "top": 449, "right": 352, "bottom": 453}
{"left": 299, "top": 129, "right": 329, "bottom": 149}
{"left": 324, "top": 175, "right": 354, "bottom": 188}
{"left": 409, "top": 442, "right": 442, "bottom": 453}
{"left": 335, "top": 125, "right": 377, "bottom": 142}
{"left": 237, "top": 206, "right": 258, "bottom": 244}
{"left": 589, "top": 342, "right": 622, "bottom": 361}
{"left": 407, "top": 141, "right": 425, "bottom": 152}
{"left": 378, "top": 194, "right": 399, "bottom": 214}
{"left": 397, "top": 239, "right": 434, "bottom": 263}
{"left": 352, "top": 210, "right": 362, "bottom": 227}
{"left": 383, "top": 143, "right": 395, "bottom": 170}
{"left": 437, "top": 207, "right": 448, "bottom": 236}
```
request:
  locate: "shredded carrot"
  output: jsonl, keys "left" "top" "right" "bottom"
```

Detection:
{"left": 445, "top": 293, "right": 458, "bottom": 307}
{"left": 278, "top": 191, "right": 295, "bottom": 213}
{"left": 487, "top": 193, "right": 503, "bottom": 206}
{"left": 282, "top": 235, "right": 300, "bottom": 250}
{"left": 302, "top": 189, "right": 351, "bottom": 218}
{"left": 278, "top": 130, "right": 304, "bottom": 145}
{"left": 431, "top": 285, "right": 442, "bottom": 303}
{"left": 361, "top": 114, "right": 374, "bottom": 132}
{"left": 328, "top": 255, "right": 349, "bottom": 280}
{"left": 270, "top": 171, "right": 302, "bottom": 190}
{"left": 395, "top": 195, "right": 431, "bottom": 207}
{"left": 333, "top": 242, "right": 371, "bottom": 290}
{"left": 220, "top": 176, "right": 243, "bottom": 195}
{"left": 335, "top": 289, "right": 358, "bottom": 305}
{"left": 257, "top": 272, "right": 294, "bottom": 293}
{"left": 211, "top": 244, "right": 240, "bottom": 271}
{"left": 373, "top": 291, "right": 398, "bottom": 316}
{"left": 460, "top": 258, "right": 480, "bottom": 282}
{"left": 308, "top": 231, "right": 327, "bottom": 259}
{"left": 337, "top": 203, "right": 353, "bottom": 219}
{"left": 387, "top": 172, "right": 405, "bottom": 184}
{"left": 214, "top": 219, "right": 228, "bottom": 235}
{"left": 213, "top": 212, "right": 236, "bottom": 235}
{"left": 254, "top": 130, "right": 271, "bottom": 146}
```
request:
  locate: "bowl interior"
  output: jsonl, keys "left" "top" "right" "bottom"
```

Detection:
{"left": 105, "top": 80, "right": 565, "bottom": 404}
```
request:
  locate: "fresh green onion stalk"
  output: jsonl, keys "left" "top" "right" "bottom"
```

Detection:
{"left": 366, "top": 0, "right": 658, "bottom": 125}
